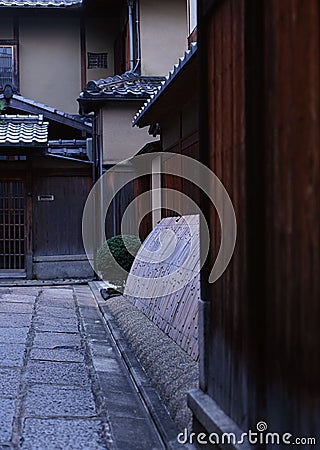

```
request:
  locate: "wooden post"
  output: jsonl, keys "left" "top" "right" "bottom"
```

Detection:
{"left": 25, "top": 156, "right": 33, "bottom": 279}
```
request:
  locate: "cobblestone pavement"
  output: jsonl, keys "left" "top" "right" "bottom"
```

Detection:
{"left": 0, "top": 285, "right": 164, "bottom": 450}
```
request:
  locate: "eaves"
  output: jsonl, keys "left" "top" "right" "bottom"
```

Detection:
{"left": 132, "top": 43, "right": 198, "bottom": 128}
{"left": 77, "top": 94, "right": 151, "bottom": 115}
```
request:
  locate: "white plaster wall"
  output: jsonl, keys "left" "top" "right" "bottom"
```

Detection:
{"left": 0, "top": 16, "right": 14, "bottom": 39}
{"left": 19, "top": 15, "right": 81, "bottom": 114}
{"left": 102, "top": 103, "right": 159, "bottom": 164}
{"left": 139, "top": 0, "right": 188, "bottom": 76}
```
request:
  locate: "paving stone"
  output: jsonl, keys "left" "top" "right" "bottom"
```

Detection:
{"left": 0, "top": 289, "right": 11, "bottom": 295}
{"left": 0, "top": 303, "right": 33, "bottom": 314}
{"left": 37, "top": 298, "right": 75, "bottom": 309}
{"left": 83, "top": 323, "right": 110, "bottom": 340}
{"left": 24, "top": 385, "right": 96, "bottom": 417}
{"left": 33, "top": 332, "right": 81, "bottom": 349}
{"left": 36, "top": 306, "right": 77, "bottom": 320}
{"left": 33, "top": 317, "right": 78, "bottom": 333}
{"left": 111, "top": 416, "right": 163, "bottom": 450}
{"left": 0, "top": 313, "right": 32, "bottom": 328}
{"left": 30, "top": 347, "right": 83, "bottom": 363}
{"left": 0, "top": 344, "right": 25, "bottom": 367}
{"left": 0, "top": 294, "right": 35, "bottom": 304}
{"left": 24, "top": 361, "right": 90, "bottom": 387}
{"left": 97, "top": 372, "right": 135, "bottom": 395}
{"left": 0, "top": 368, "right": 20, "bottom": 398}
{"left": 89, "top": 341, "right": 115, "bottom": 359}
{"left": 0, "top": 328, "right": 29, "bottom": 345}
{"left": 84, "top": 332, "right": 112, "bottom": 342}
{"left": 0, "top": 398, "right": 16, "bottom": 441}
{"left": 92, "top": 357, "right": 122, "bottom": 374}
{"left": 106, "top": 392, "right": 147, "bottom": 419}
{"left": 34, "top": 323, "right": 79, "bottom": 333}
{"left": 21, "top": 419, "right": 107, "bottom": 450}
{"left": 42, "top": 288, "right": 74, "bottom": 297}
{"left": 79, "top": 307, "right": 101, "bottom": 321}
{"left": 10, "top": 288, "right": 41, "bottom": 296}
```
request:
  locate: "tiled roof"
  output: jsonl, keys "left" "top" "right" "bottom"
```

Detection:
{"left": 133, "top": 43, "right": 197, "bottom": 126}
{"left": 0, "top": 90, "right": 92, "bottom": 132}
{"left": 81, "top": 71, "right": 165, "bottom": 100}
{"left": 48, "top": 139, "right": 87, "bottom": 158}
{"left": 0, "top": 115, "right": 48, "bottom": 145}
{"left": 0, "top": 0, "right": 81, "bottom": 7}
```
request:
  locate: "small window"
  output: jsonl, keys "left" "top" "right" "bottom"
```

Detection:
{"left": 87, "top": 52, "right": 108, "bottom": 69}
{"left": 187, "top": 0, "right": 197, "bottom": 35}
{"left": 0, "top": 155, "right": 26, "bottom": 161}
{"left": 0, "top": 43, "right": 18, "bottom": 87}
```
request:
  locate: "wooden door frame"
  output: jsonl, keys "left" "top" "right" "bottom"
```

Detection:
{"left": 25, "top": 157, "right": 33, "bottom": 278}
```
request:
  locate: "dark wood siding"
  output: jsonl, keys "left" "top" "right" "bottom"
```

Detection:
{"left": 133, "top": 174, "right": 151, "bottom": 241}
{"left": 199, "top": 0, "right": 320, "bottom": 438}
{"left": 200, "top": 0, "right": 250, "bottom": 428}
{"left": 33, "top": 176, "right": 91, "bottom": 256}
{"left": 263, "top": 0, "right": 320, "bottom": 436}
{"left": 162, "top": 130, "right": 200, "bottom": 220}
{"left": 104, "top": 170, "right": 141, "bottom": 240}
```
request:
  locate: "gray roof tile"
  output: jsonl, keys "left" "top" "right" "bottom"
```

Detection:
{"left": 133, "top": 43, "right": 197, "bottom": 126}
{"left": 0, "top": 91, "right": 92, "bottom": 131}
{"left": 47, "top": 139, "right": 87, "bottom": 157}
{"left": 0, "top": 115, "right": 48, "bottom": 145}
{"left": 82, "top": 71, "right": 165, "bottom": 100}
{"left": 0, "top": 0, "right": 81, "bottom": 7}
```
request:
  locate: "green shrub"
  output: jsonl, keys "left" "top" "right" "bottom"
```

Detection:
{"left": 96, "top": 234, "right": 141, "bottom": 286}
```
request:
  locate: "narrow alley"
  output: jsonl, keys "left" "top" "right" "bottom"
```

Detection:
{"left": 0, "top": 285, "right": 168, "bottom": 450}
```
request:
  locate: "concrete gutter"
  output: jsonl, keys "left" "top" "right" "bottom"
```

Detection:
{"left": 89, "top": 281, "right": 198, "bottom": 450}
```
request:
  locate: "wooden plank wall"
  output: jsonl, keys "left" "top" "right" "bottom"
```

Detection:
{"left": 133, "top": 174, "right": 152, "bottom": 241}
{"left": 200, "top": 0, "right": 250, "bottom": 429}
{"left": 105, "top": 175, "right": 135, "bottom": 239}
{"left": 263, "top": 0, "right": 320, "bottom": 436}
{"left": 162, "top": 131, "right": 200, "bottom": 219}
{"left": 200, "top": 0, "right": 320, "bottom": 438}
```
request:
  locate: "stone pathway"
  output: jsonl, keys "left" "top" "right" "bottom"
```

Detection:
{"left": 0, "top": 285, "right": 165, "bottom": 450}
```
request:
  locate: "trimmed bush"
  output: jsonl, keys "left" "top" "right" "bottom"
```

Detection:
{"left": 96, "top": 234, "right": 141, "bottom": 286}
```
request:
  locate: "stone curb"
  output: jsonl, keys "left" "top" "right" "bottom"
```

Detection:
{"left": 0, "top": 279, "right": 94, "bottom": 288}
{"left": 89, "top": 281, "right": 197, "bottom": 450}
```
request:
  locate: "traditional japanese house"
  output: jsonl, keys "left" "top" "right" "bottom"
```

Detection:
{"left": 132, "top": 42, "right": 198, "bottom": 238}
{"left": 0, "top": 87, "right": 93, "bottom": 279}
{"left": 78, "top": 0, "right": 189, "bottom": 239}
{"left": 0, "top": 0, "right": 128, "bottom": 279}
{"left": 78, "top": 71, "right": 164, "bottom": 240}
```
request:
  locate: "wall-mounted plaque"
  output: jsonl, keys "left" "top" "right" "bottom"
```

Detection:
{"left": 37, "top": 195, "right": 54, "bottom": 201}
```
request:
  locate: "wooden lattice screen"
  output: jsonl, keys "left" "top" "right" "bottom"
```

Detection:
{"left": 0, "top": 180, "right": 25, "bottom": 271}
{"left": 124, "top": 215, "right": 200, "bottom": 361}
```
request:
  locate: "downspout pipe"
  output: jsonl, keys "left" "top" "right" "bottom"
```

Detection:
{"left": 134, "top": 0, "right": 141, "bottom": 73}
{"left": 92, "top": 111, "right": 97, "bottom": 184}
{"left": 92, "top": 111, "right": 99, "bottom": 279}
{"left": 98, "top": 113, "right": 104, "bottom": 248}
{"left": 128, "top": 0, "right": 134, "bottom": 71}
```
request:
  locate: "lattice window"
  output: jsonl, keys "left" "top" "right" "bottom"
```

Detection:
{"left": 0, "top": 156, "right": 26, "bottom": 161}
{"left": 0, "top": 43, "right": 18, "bottom": 87}
{"left": 87, "top": 52, "right": 108, "bottom": 69}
